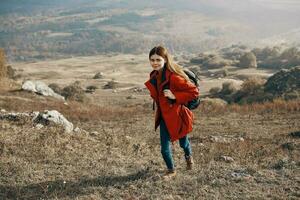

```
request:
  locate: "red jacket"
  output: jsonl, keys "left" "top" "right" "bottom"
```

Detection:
{"left": 144, "top": 67, "right": 199, "bottom": 142}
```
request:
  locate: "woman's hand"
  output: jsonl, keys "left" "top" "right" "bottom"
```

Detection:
{"left": 163, "top": 89, "right": 176, "bottom": 99}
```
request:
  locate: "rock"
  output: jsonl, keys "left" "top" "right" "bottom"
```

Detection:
{"left": 22, "top": 80, "right": 65, "bottom": 100}
{"left": 1, "top": 109, "right": 6, "bottom": 112}
{"left": 264, "top": 66, "right": 300, "bottom": 98}
{"left": 210, "top": 136, "right": 230, "bottom": 143}
{"left": 125, "top": 136, "right": 132, "bottom": 140}
{"left": 34, "top": 110, "right": 73, "bottom": 133}
{"left": 74, "top": 127, "right": 81, "bottom": 133}
{"left": 90, "top": 131, "right": 99, "bottom": 136}
{"left": 126, "top": 95, "right": 136, "bottom": 99}
{"left": 220, "top": 155, "right": 234, "bottom": 163}
{"left": 289, "top": 131, "right": 300, "bottom": 138}
{"left": 93, "top": 72, "right": 104, "bottom": 79}
{"left": 35, "top": 124, "right": 44, "bottom": 129}
{"left": 231, "top": 169, "right": 252, "bottom": 180}
{"left": 0, "top": 112, "right": 29, "bottom": 121}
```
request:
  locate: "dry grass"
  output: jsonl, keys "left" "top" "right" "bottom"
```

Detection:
{"left": 0, "top": 91, "right": 299, "bottom": 199}
{"left": 0, "top": 49, "right": 7, "bottom": 78}
{"left": 0, "top": 91, "right": 140, "bottom": 122}
{"left": 198, "top": 98, "right": 300, "bottom": 115}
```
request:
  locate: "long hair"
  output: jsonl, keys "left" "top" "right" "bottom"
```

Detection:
{"left": 149, "top": 45, "right": 190, "bottom": 82}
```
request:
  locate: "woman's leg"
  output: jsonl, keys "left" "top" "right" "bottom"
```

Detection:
{"left": 160, "top": 119, "right": 175, "bottom": 170}
{"left": 179, "top": 135, "right": 192, "bottom": 159}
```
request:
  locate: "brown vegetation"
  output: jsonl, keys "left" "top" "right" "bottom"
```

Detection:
{"left": 0, "top": 49, "right": 7, "bottom": 78}
{"left": 0, "top": 92, "right": 299, "bottom": 199}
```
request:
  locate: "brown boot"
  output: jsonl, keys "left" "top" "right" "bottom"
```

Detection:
{"left": 186, "top": 156, "right": 194, "bottom": 170}
{"left": 162, "top": 169, "right": 176, "bottom": 179}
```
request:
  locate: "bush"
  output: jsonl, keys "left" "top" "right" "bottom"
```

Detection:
{"left": 86, "top": 85, "right": 98, "bottom": 93}
{"left": 93, "top": 72, "right": 104, "bottom": 79}
{"left": 103, "top": 80, "right": 118, "bottom": 89}
{"left": 220, "top": 82, "right": 238, "bottom": 95}
{"left": 240, "top": 77, "right": 265, "bottom": 95}
{"left": 283, "top": 91, "right": 300, "bottom": 100}
{"left": 0, "top": 49, "right": 7, "bottom": 78}
{"left": 209, "top": 87, "right": 221, "bottom": 96}
{"left": 48, "top": 83, "right": 63, "bottom": 95}
{"left": 61, "top": 81, "right": 88, "bottom": 102}
{"left": 238, "top": 52, "right": 257, "bottom": 68}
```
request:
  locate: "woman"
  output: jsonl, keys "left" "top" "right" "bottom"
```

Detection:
{"left": 144, "top": 45, "right": 199, "bottom": 179}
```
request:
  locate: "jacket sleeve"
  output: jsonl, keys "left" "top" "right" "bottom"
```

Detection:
{"left": 144, "top": 70, "right": 158, "bottom": 101}
{"left": 170, "top": 74, "right": 199, "bottom": 105}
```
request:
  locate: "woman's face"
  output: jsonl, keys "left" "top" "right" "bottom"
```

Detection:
{"left": 149, "top": 54, "right": 166, "bottom": 71}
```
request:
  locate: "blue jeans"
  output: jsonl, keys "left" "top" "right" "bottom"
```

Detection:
{"left": 160, "top": 119, "right": 192, "bottom": 170}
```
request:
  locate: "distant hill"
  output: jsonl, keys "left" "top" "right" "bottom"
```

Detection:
{"left": 0, "top": 0, "right": 299, "bottom": 62}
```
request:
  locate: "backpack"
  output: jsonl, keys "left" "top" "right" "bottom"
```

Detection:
{"left": 152, "top": 68, "right": 201, "bottom": 110}
{"left": 182, "top": 68, "right": 201, "bottom": 110}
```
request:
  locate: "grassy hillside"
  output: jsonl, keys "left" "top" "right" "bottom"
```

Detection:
{"left": 0, "top": 92, "right": 299, "bottom": 199}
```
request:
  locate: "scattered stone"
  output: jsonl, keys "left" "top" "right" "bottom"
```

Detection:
{"left": 220, "top": 155, "right": 234, "bottom": 163}
{"left": 22, "top": 80, "right": 65, "bottom": 100}
{"left": 210, "top": 136, "right": 231, "bottom": 143}
{"left": 103, "top": 80, "right": 118, "bottom": 89}
{"left": 133, "top": 87, "right": 144, "bottom": 92}
{"left": 125, "top": 136, "right": 132, "bottom": 140}
{"left": 281, "top": 142, "right": 296, "bottom": 151}
{"left": 289, "top": 131, "right": 300, "bottom": 138}
{"left": 273, "top": 158, "right": 289, "bottom": 170}
{"left": 126, "top": 95, "right": 136, "bottom": 99}
{"left": 35, "top": 124, "right": 44, "bottom": 129}
{"left": 0, "top": 112, "right": 30, "bottom": 121}
{"left": 209, "top": 135, "right": 244, "bottom": 143}
{"left": 231, "top": 169, "right": 252, "bottom": 180}
{"left": 74, "top": 127, "right": 81, "bottom": 133}
{"left": 90, "top": 131, "right": 99, "bottom": 136}
{"left": 93, "top": 72, "right": 104, "bottom": 79}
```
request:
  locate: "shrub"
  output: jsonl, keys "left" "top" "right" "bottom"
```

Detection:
{"left": 283, "top": 91, "right": 300, "bottom": 100}
{"left": 103, "top": 80, "right": 118, "bottom": 89}
{"left": 238, "top": 52, "right": 257, "bottom": 68}
{"left": 6, "top": 66, "right": 16, "bottom": 79}
{"left": 48, "top": 83, "right": 63, "bottom": 95}
{"left": 240, "top": 77, "right": 266, "bottom": 95}
{"left": 61, "top": 81, "right": 88, "bottom": 102}
{"left": 0, "top": 49, "right": 7, "bottom": 78}
{"left": 86, "top": 85, "right": 98, "bottom": 93}
{"left": 93, "top": 72, "right": 104, "bottom": 79}
{"left": 220, "top": 82, "right": 238, "bottom": 95}
{"left": 209, "top": 87, "right": 221, "bottom": 96}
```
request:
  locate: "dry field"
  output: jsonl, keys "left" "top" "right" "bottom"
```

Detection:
{"left": 0, "top": 54, "right": 299, "bottom": 199}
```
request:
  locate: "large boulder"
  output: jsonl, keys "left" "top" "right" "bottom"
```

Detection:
{"left": 22, "top": 80, "right": 64, "bottom": 100}
{"left": 264, "top": 66, "right": 300, "bottom": 98}
{"left": 33, "top": 110, "right": 73, "bottom": 133}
